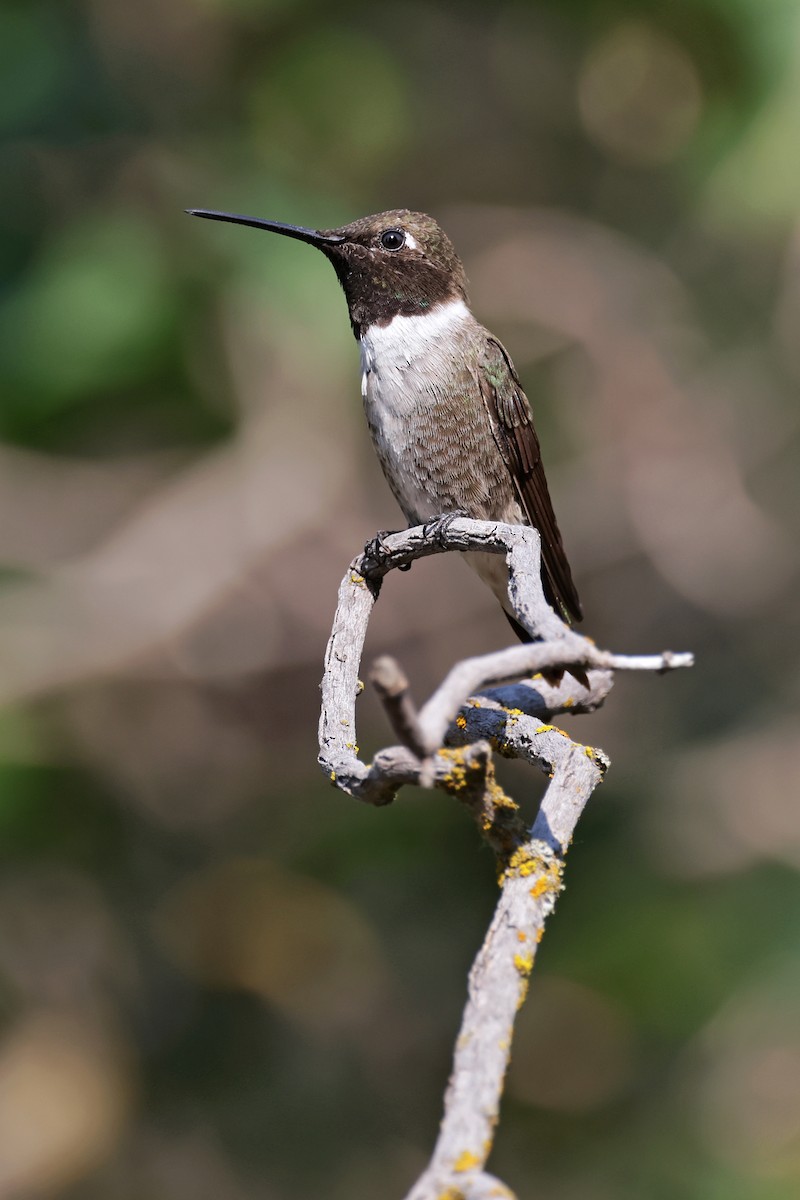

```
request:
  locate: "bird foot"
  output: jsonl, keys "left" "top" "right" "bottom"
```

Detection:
{"left": 422, "top": 510, "right": 469, "bottom": 547}
{"left": 360, "top": 530, "right": 411, "bottom": 580}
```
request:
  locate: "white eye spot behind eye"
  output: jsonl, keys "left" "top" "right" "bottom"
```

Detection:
{"left": 403, "top": 232, "right": 419, "bottom": 250}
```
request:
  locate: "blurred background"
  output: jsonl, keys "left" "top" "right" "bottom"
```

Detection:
{"left": 0, "top": 0, "right": 798, "bottom": 1196}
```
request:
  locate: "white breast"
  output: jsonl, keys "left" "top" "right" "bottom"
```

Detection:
{"left": 359, "top": 298, "right": 471, "bottom": 428}
{"left": 359, "top": 297, "right": 470, "bottom": 387}
{"left": 358, "top": 298, "right": 474, "bottom": 522}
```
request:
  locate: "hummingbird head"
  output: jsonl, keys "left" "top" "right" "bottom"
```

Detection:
{"left": 186, "top": 207, "right": 468, "bottom": 337}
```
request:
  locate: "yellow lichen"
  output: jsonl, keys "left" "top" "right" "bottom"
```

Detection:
{"left": 500, "top": 846, "right": 541, "bottom": 880}
{"left": 453, "top": 1150, "right": 481, "bottom": 1173}
{"left": 517, "top": 930, "right": 527, "bottom": 942}
{"left": 529, "top": 876, "right": 553, "bottom": 899}
{"left": 487, "top": 780, "right": 518, "bottom": 811}
{"left": 506, "top": 847, "right": 533, "bottom": 872}
{"left": 500, "top": 845, "right": 564, "bottom": 891}
{"left": 513, "top": 950, "right": 534, "bottom": 976}
{"left": 455, "top": 714, "right": 467, "bottom": 729}
{"left": 437, "top": 746, "right": 471, "bottom": 793}
{"left": 528, "top": 859, "right": 564, "bottom": 899}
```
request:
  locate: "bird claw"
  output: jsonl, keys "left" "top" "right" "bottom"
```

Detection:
{"left": 360, "top": 530, "right": 401, "bottom": 579}
{"left": 422, "top": 510, "right": 469, "bottom": 547}
{"left": 360, "top": 512, "right": 469, "bottom": 580}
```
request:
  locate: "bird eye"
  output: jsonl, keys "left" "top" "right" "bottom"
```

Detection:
{"left": 380, "top": 228, "right": 405, "bottom": 251}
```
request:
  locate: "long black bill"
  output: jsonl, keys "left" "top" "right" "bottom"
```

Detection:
{"left": 186, "top": 208, "right": 345, "bottom": 248}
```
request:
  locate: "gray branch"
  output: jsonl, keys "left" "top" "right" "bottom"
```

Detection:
{"left": 317, "top": 518, "right": 692, "bottom": 1199}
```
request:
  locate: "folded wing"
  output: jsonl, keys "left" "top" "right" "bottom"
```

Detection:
{"left": 477, "top": 337, "right": 582, "bottom": 623}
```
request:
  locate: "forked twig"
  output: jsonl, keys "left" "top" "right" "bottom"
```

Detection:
{"left": 318, "top": 518, "right": 692, "bottom": 1199}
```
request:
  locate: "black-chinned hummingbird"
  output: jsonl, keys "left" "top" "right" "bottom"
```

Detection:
{"left": 187, "top": 207, "right": 582, "bottom": 634}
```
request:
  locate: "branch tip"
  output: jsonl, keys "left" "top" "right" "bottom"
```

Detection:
{"left": 370, "top": 655, "right": 427, "bottom": 758}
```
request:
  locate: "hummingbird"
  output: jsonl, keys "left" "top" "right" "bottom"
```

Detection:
{"left": 186, "top": 207, "right": 582, "bottom": 636}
